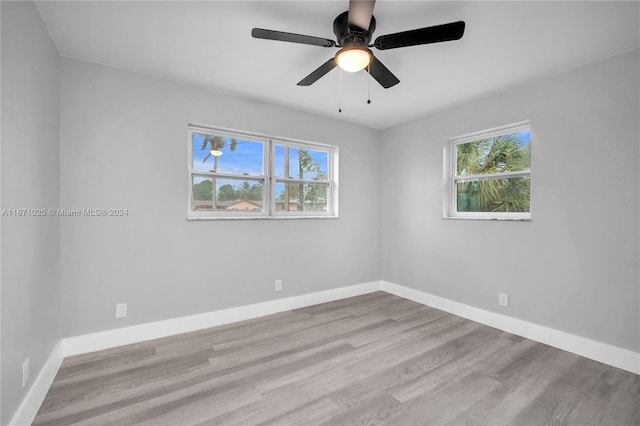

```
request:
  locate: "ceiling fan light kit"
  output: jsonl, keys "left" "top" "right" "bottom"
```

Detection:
{"left": 252, "top": 0, "right": 465, "bottom": 108}
{"left": 335, "top": 47, "right": 372, "bottom": 72}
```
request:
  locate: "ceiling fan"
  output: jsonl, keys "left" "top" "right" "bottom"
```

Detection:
{"left": 251, "top": 0, "right": 465, "bottom": 89}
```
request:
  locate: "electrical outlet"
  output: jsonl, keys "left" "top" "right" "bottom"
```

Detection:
{"left": 115, "top": 303, "right": 128, "bottom": 319}
{"left": 498, "top": 293, "right": 509, "bottom": 307}
{"left": 22, "top": 358, "right": 30, "bottom": 388}
{"left": 275, "top": 280, "right": 282, "bottom": 292}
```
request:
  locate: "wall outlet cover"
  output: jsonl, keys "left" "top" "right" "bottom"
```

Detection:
{"left": 499, "top": 293, "right": 509, "bottom": 307}
{"left": 115, "top": 303, "right": 128, "bottom": 319}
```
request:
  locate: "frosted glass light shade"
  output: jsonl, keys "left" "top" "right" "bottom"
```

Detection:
{"left": 336, "top": 48, "right": 371, "bottom": 72}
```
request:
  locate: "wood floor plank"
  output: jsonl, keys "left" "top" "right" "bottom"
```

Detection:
{"left": 257, "top": 396, "right": 341, "bottom": 426}
{"left": 253, "top": 313, "right": 468, "bottom": 396}
{"left": 130, "top": 383, "right": 263, "bottom": 426}
{"left": 510, "top": 356, "right": 620, "bottom": 425}
{"left": 195, "top": 381, "right": 327, "bottom": 425}
{"left": 561, "top": 373, "right": 640, "bottom": 426}
{"left": 33, "top": 292, "right": 640, "bottom": 426}
{"left": 343, "top": 316, "right": 476, "bottom": 380}
{"left": 386, "top": 330, "right": 521, "bottom": 403}
{"left": 445, "top": 349, "right": 580, "bottom": 425}
{"left": 381, "top": 371, "right": 502, "bottom": 426}
{"left": 350, "top": 324, "right": 500, "bottom": 403}
{"left": 38, "top": 349, "right": 214, "bottom": 415}
{"left": 55, "top": 346, "right": 159, "bottom": 381}
{"left": 291, "top": 291, "right": 388, "bottom": 316}
{"left": 320, "top": 392, "right": 405, "bottom": 426}
{"left": 208, "top": 315, "right": 392, "bottom": 372}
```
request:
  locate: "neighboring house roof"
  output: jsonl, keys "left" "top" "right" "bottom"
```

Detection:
{"left": 218, "top": 199, "right": 263, "bottom": 208}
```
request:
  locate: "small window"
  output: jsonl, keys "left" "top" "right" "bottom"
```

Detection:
{"left": 188, "top": 125, "right": 337, "bottom": 219}
{"left": 445, "top": 121, "right": 531, "bottom": 220}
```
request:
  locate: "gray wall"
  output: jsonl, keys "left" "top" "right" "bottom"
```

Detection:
{"left": 1, "top": 1, "right": 61, "bottom": 424}
{"left": 380, "top": 49, "right": 640, "bottom": 352}
{"left": 59, "top": 58, "right": 381, "bottom": 337}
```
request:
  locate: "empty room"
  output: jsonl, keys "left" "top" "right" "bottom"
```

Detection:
{"left": 1, "top": 0, "right": 639, "bottom": 425}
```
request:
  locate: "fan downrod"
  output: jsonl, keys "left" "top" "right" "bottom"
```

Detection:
{"left": 333, "top": 11, "right": 376, "bottom": 47}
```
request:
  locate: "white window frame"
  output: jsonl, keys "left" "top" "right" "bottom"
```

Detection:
{"left": 187, "top": 124, "right": 338, "bottom": 220}
{"left": 271, "top": 139, "right": 336, "bottom": 217}
{"left": 444, "top": 121, "right": 532, "bottom": 221}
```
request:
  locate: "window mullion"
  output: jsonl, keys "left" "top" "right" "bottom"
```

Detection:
{"left": 276, "top": 178, "right": 330, "bottom": 185}
{"left": 453, "top": 169, "right": 530, "bottom": 182}
{"left": 267, "top": 139, "right": 274, "bottom": 216}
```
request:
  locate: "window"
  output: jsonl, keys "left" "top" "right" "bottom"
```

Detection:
{"left": 445, "top": 121, "right": 531, "bottom": 220}
{"left": 188, "top": 125, "right": 337, "bottom": 219}
{"left": 274, "top": 143, "right": 331, "bottom": 214}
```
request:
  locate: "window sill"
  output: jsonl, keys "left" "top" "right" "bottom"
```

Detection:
{"left": 187, "top": 215, "right": 340, "bottom": 221}
{"left": 443, "top": 216, "right": 531, "bottom": 221}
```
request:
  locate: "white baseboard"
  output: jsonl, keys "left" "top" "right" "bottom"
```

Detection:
{"left": 381, "top": 280, "right": 640, "bottom": 375}
{"left": 9, "top": 341, "right": 65, "bottom": 426}
{"left": 11, "top": 279, "right": 639, "bottom": 425}
{"left": 63, "top": 281, "right": 382, "bottom": 357}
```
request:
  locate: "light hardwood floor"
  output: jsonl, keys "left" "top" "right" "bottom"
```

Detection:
{"left": 34, "top": 292, "right": 639, "bottom": 425}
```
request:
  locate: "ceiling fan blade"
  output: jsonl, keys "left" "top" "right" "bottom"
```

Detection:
{"left": 348, "top": 0, "right": 376, "bottom": 31}
{"left": 374, "top": 21, "right": 465, "bottom": 50}
{"left": 297, "top": 58, "right": 338, "bottom": 86}
{"left": 252, "top": 28, "right": 335, "bottom": 48}
{"left": 369, "top": 56, "right": 399, "bottom": 88}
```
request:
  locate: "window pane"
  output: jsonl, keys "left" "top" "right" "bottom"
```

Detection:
{"left": 456, "top": 177, "right": 530, "bottom": 212}
{"left": 275, "top": 182, "right": 328, "bottom": 212}
{"left": 456, "top": 130, "right": 530, "bottom": 176}
{"left": 192, "top": 175, "right": 264, "bottom": 212}
{"left": 192, "top": 175, "right": 214, "bottom": 211}
{"left": 192, "top": 132, "right": 264, "bottom": 175}
{"left": 274, "top": 145, "right": 328, "bottom": 180}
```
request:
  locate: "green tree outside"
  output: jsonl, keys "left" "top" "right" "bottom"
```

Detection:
{"left": 456, "top": 133, "right": 530, "bottom": 212}
{"left": 193, "top": 179, "right": 213, "bottom": 201}
{"left": 217, "top": 184, "right": 237, "bottom": 202}
{"left": 235, "top": 181, "right": 262, "bottom": 201}
{"left": 278, "top": 149, "right": 327, "bottom": 211}
{"left": 216, "top": 182, "right": 263, "bottom": 203}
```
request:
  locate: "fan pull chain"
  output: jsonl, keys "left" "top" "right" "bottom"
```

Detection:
{"left": 367, "top": 63, "right": 371, "bottom": 104}
{"left": 338, "top": 67, "right": 342, "bottom": 113}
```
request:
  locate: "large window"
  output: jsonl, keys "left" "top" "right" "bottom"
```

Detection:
{"left": 188, "top": 125, "right": 337, "bottom": 219}
{"left": 445, "top": 121, "right": 531, "bottom": 220}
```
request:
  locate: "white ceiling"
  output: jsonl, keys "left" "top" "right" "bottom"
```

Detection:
{"left": 36, "top": 1, "right": 639, "bottom": 129}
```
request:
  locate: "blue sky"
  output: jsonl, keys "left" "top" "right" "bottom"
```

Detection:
{"left": 192, "top": 134, "right": 264, "bottom": 175}
{"left": 274, "top": 145, "right": 328, "bottom": 180}
{"left": 192, "top": 133, "right": 328, "bottom": 180}
{"left": 459, "top": 130, "right": 531, "bottom": 156}
{"left": 515, "top": 130, "right": 531, "bottom": 148}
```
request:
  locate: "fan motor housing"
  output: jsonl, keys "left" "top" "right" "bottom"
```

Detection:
{"left": 333, "top": 11, "right": 376, "bottom": 47}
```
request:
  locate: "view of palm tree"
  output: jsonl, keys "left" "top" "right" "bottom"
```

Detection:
{"left": 191, "top": 133, "right": 329, "bottom": 212}
{"left": 276, "top": 145, "right": 328, "bottom": 212}
{"left": 200, "top": 135, "right": 238, "bottom": 208}
{"left": 456, "top": 132, "right": 531, "bottom": 212}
